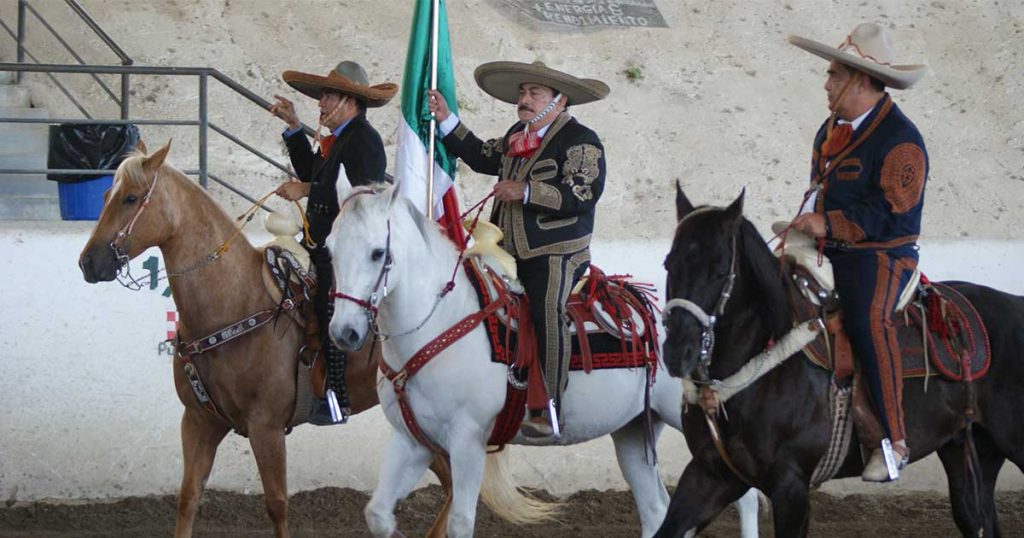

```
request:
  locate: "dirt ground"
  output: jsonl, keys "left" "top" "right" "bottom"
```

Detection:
{"left": 1, "top": 486, "right": 1021, "bottom": 537}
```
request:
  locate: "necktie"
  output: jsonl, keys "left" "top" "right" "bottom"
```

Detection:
{"left": 821, "top": 123, "right": 852, "bottom": 160}
{"left": 319, "top": 134, "right": 337, "bottom": 157}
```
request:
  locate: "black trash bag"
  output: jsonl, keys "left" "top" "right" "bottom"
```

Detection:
{"left": 47, "top": 124, "right": 140, "bottom": 182}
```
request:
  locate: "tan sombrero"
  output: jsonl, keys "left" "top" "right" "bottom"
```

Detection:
{"left": 788, "top": 23, "right": 927, "bottom": 90}
{"left": 474, "top": 61, "right": 609, "bottom": 105}
{"left": 282, "top": 61, "right": 398, "bottom": 108}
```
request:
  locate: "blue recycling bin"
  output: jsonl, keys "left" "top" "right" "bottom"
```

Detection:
{"left": 48, "top": 123, "right": 139, "bottom": 221}
{"left": 57, "top": 174, "right": 113, "bottom": 220}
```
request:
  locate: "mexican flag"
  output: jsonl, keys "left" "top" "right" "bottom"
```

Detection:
{"left": 395, "top": 0, "right": 466, "bottom": 248}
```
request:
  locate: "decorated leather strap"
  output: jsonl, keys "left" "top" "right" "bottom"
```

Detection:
{"left": 380, "top": 296, "right": 508, "bottom": 455}
{"left": 180, "top": 300, "right": 302, "bottom": 356}
{"left": 701, "top": 387, "right": 755, "bottom": 487}
{"left": 181, "top": 356, "right": 236, "bottom": 432}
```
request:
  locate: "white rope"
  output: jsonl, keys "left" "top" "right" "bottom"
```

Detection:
{"left": 682, "top": 320, "right": 822, "bottom": 404}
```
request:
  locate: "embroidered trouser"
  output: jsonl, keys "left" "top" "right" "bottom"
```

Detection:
{"left": 518, "top": 250, "right": 591, "bottom": 413}
{"left": 311, "top": 246, "right": 350, "bottom": 410}
{"left": 830, "top": 247, "right": 918, "bottom": 444}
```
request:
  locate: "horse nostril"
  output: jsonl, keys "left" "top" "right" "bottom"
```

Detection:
{"left": 342, "top": 327, "right": 360, "bottom": 347}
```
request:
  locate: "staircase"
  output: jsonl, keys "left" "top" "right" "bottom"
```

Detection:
{"left": 0, "top": 70, "right": 58, "bottom": 220}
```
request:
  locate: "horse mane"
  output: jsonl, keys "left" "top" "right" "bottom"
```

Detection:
{"left": 344, "top": 184, "right": 457, "bottom": 259}
{"left": 114, "top": 151, "right": 237, "bottom": 230}
{"left": 737, "top": 218, "right": 792, "bottom": 340}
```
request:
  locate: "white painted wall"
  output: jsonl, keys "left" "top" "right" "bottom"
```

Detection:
{"left": 1, "top": 221, "right": 1021, "bottom": 503}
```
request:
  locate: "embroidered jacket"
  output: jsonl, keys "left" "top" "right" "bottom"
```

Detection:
{"left": 284, "top": 113, "right": 387, "bottom": 245}
{"left": 811, "top": 94, "right": 928, "bottom": 251}
{"left": 442, "top": 112, "right": 606, "bottom": 260}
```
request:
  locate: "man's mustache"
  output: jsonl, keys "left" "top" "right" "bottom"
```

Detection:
{"left": 518, "top": 105, "right": 533, "bottom": 113}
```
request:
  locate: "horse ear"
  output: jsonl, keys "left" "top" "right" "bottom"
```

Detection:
{"left": 143, "top": 139, "right": 171, "bottom": 172}
{"left": 135, "top": 139, "right": 148, "bottom": 155}
{"left": 723, "top": 188, "right": 746, "bottom": 229}
{"left": 675, "top": 181, "right": 695, "bottom": 221}
{"left": 335, "top": 166, "right": 353, "bottom": 208}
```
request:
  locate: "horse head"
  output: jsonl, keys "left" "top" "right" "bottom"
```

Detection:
{"left": 662, "top": 184, "right": 746, "bottom": 378}
{"left": 79, "top": 140, "right": 177, "bottom": 283}
{"left": 662, "top": 183, "right": 793, "bottom": 380}
{"left": 326, "top": 168, "right": 428, "bottom": 351}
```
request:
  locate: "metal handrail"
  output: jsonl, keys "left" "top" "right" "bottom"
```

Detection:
{"left": 0, "top": 3, "right": 313, "bottom": 214}
{"left": 0, "top": 18, "right": 93, "bottom": 118}
{"left": 61, "top": 0, "right": 131, "bottom": 65}
{"left": 22, "top": 1, "right": 121, "bottom": 106}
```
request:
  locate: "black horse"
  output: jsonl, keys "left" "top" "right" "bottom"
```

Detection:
{"left": 655, "top": 185, "right": 1024, "bottom": 537}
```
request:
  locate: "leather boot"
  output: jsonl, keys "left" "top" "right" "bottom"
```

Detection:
{"left": 862, "top": 440, "right": 909, "bottom": 482}
{"left": 519, "top": 411, "right": 555, "bottom": 438}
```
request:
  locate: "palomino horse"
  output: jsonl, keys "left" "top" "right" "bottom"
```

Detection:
{"left": 656, "top": 186, "right": 1024, "bottom": 537}
{"left": 325, "top": 181, "right": 760, "bottom": 538}
{"left": 78, "top": 141, "right": 451, "bottom": 538}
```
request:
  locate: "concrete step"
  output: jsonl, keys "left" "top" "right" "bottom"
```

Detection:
{"left": 0, "top": 71, "right": 15, "bottom": 85}
{"left": 0, "top": 107, "right": 50, "bottom": 156}
{"left": 0, "top": 193, "right": 60, "bottom": 220}
{"left": 0, "top": 85, "right": 31, "bottom": 107}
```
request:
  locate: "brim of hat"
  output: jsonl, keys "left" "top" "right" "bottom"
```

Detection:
{"left": 474, "top": 62, "right": 610, "bottom": 105}
{"left": 282, "top": 70, "right": 398, "bottom": 107}
{"left": 787, "top": 35, "right": 928, "bottom": 90}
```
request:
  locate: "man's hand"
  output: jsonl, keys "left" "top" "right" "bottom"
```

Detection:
{"left": 270, "top": 95, "right": 301, "bottom": 130}
{"left": 792, "top": 213, "right": 826, "bottom": 238}
{"left": 493, "top": 180, "right": 526, "bottom": 202}
{"left": 427, "top": 89, "right": 451, "bottom": 122}
{"left": 275, "top": 180, "right": 310, "bottom": 201}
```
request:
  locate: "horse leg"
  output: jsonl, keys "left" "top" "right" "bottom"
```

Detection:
{"left": 937, "top": 429, "right": 1005, "bottom": 537}
{"left": 653, "top": 459, "right": 749, "bottom": 538}
{"left": 364, "top": 431, "right": 435, "bottom": 538}
{"left": 424, "top": 455, "right": 453, "bottom": 538}
{"left": 611, "top": 416, "right": 669, "bottom": 538}
{"left": 174, "top": 408, "right": 229, "bottom": 538}
{"left": 248, "top": 425, "right": 290, "bottom": 538}
{"left": 767, "top": 472, "right": 811, "bottom": 537}
{"left": 445, "top": 426, "right": 489, "bottom": 538}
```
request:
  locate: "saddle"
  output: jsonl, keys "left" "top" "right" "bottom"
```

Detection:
{"left": 773, "top": 226, "right": 991, "bottom": 384}
{"left": 463, "top": 257, "right": 659, "bottom": 446}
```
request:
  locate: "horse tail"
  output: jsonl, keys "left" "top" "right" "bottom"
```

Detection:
{"left": 479, "top": 448, "right": 560, "bottom": 524}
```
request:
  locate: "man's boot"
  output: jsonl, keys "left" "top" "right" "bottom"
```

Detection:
{"left": 519, "top": 400, "right": 560, "bottom": 439}
{"left": 862, "top": 439, "right": 909, "bottom": 482}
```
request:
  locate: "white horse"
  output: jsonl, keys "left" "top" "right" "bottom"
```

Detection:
{"left": 326, "top": 181, "right": 759, "bottom": 538}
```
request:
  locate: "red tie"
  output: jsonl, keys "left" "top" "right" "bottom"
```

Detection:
{"left": 821, "top": 123, "right": 852, "bottom": 160}
{"left": 319, "top": 134, "right": 336, "bottom": 157}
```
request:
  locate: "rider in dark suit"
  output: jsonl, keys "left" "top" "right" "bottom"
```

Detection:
{"left": 270, "top": 61, "right": 397, "bottom": 424}
{"left": 428, "top": 61, "right": 610, "bottom": 438}
{"left": 789, "top": 24, "right": 929, "bottom": 481}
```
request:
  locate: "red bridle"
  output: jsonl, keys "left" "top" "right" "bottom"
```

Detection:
{"left": 329, "top": 191, "right": 394, "bottom": 323}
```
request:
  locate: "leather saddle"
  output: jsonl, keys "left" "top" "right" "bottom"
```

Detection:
{"left": 772, "top": 224, "right": 991, "bottom": 384}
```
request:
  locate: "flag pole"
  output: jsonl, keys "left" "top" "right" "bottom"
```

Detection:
{"left": 426, "top": 0, "right": 440, "bottom": 220}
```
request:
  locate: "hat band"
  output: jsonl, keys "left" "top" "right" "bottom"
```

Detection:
{"left": 837, "top": 35, "right": 893, "bottom": 67}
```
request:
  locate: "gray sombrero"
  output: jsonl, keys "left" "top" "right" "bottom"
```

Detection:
{"left": 788, "top": 23, "right": 928, "bottom": 90}
{"left": 474, "top": 61, "right": 610, "bottom": 105}
{"left": 282, "top": 61, "right": 398, "bottom": 107}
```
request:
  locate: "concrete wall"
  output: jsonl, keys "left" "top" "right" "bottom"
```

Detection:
{"left": 0, "top": 0, "right": 1022, "bottom": 504}
{"left": 1, "top": 222, "right": 1021, "bottom": 503}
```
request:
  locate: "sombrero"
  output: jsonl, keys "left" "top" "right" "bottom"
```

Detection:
{"left": 788, "top": 23, "right": 927, "bottom": 90}
{"left": 282, "top": 61, "right": 398, "bottom": 107}
{"left": 474, "top": 61, "right": 609, "bottom": 105}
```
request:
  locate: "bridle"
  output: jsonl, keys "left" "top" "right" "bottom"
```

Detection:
{"left": 662, "top": 211, "right": 739, "bottom": 381}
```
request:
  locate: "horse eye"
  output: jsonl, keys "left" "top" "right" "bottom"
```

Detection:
{"left": 371, "top": 248, "right": 386, "bottom": 262}
{"left": 124, "top": 194, "right": 138, "bottom": 205}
